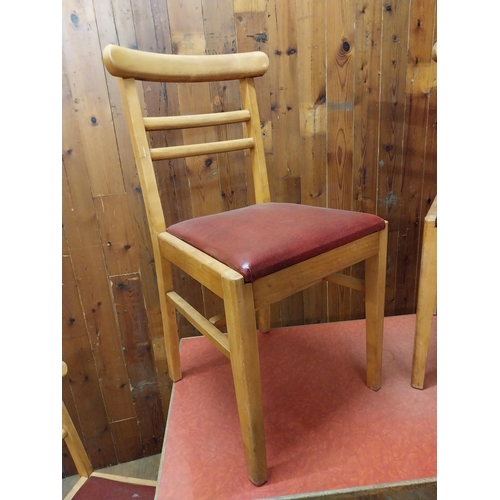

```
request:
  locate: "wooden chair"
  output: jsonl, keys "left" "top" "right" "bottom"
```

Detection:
{"left": 411, "top": 43, "right": 437, "bottom": 390}
{"left": 102, "top": 45, "right": 388, "bottom": 486}
{"left": 62, "top": 362, "right": 156, "bottom": 500}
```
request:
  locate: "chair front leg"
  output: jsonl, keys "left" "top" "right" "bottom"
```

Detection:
{"left": 222, "top": 270, "right": 268, "bottom": 486}
{"left": 364, "top": 224, "right": 388, "bottom": 390}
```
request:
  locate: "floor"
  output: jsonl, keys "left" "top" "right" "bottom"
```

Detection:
{"left": 63, "top": 314, "right": 437, "bottom": 500}
{"left": 157, "top": 314, "right": 436, "bottom": 499}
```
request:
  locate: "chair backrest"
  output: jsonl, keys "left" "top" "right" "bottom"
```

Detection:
{"left": 103, "top": 45, "right": 270, "bottom": 250}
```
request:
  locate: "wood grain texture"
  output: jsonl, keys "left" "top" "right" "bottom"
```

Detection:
{"left": 111, "top": 274, "right": 166, "bottom": 456}
{"left": 62, "top": 0, "right": 437, "bottom": 471}
{"left": 326, "top": 0, "right": 356, "bottom": 322}
{"left": 393, "top": 0, "right": 436, "bottom": 314}
{"left": 295, "top": 0, "right": 328, "bottom": 325}
{"left": 377, "top": 0, "right": 411, "bottom": 316}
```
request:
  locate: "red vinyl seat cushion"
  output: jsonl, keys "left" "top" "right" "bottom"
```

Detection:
{"left": 167, "top": 202, "right": 385, "bottom": 283}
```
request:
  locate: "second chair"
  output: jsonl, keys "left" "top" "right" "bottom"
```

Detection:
{"left": 103, "top": 45, "right": 388, "bottom": 486}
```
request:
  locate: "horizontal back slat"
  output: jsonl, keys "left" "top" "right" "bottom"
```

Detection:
{"left": 143, "top": 110, "right": 251, "bottom": 131}
{"left": 150, "top": 138, "right": 255, "bottom": 161}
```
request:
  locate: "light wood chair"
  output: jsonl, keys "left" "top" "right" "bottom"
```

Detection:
{"left": 62, "top": 362, "right": 156, "bottom": 500}
{"left": 411, "top": 43, "right": 437, "bottom": 390}
{"left": 102, "top": 45, "right": 388, "bottom": 486}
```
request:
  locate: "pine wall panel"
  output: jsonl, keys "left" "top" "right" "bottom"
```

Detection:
{"left": 62, "top": 0, "right": 437, "bottom": 474}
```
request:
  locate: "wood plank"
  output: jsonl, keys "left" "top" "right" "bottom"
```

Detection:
{"left": 62, "top": 91, "right": 129, "bottom": 466}
{"left": 111, "top": 274, "right": 166, "bottom": 457}
{"left": 296, "top": 0, "right": 328, "bottom": 326}
{"left": 266, "top": 0, "right": 301, "bottom": 198}
{"left": 63, "top": 332, "right": 117, "bottom": 470}
{"left": 353, "top": 0, "right": 383, "bottom": 215}
{"left": 326, "top": 0, "right": 356, "bottom": 322}
{"left": 376, "top": 0, "right": 411, "bottom": 317}
{"left": 133, "top": 384, "right": 167, "bottom": 456}
{"left": 108, "top": 418, "right": 143, "bottom": 464}
{"left": 351, "top": 0, "right": 383, "bottom": 319}
{"left": 296, "top": 0, "right": 327, "bottom": 208}
{"left": 326, "top": 0, "right": 355, "bottom": 211}
{"left": 61, "top": 0, "right": 124, "bottom": 196}
{"left": 62, "top": 225, "right": 70, "bottom": 256}
{"left": 70, "top": 244, "right": 136, "bottom": 422}
{"left": 62, "top": 66, "right": 101, "bottom": 251}
{"left": 94, "top": 194, "right": 140, "bottom": 276}
{"left": 394, "top": 0, "right": 436, "bottom": 314}
{"left": 62, "top": 276, "right": 117, "bottom": 473}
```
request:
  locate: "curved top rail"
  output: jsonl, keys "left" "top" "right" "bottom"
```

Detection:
{"left": 103, "top": 45, "right": 269, "bottom": 83}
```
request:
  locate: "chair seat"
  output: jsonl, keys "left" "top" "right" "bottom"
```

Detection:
{"left": 167, "top": 202, "right": 385, "bottom": 283}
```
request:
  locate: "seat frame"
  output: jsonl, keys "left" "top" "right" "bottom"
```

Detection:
{"left": 103, "top": 45, "right": 388, "bottom": 486}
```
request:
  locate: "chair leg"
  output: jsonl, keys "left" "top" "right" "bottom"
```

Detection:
{"left": 222, "top": 270, "right": 268, "bottom": 486}
{"left": 159, "top": 254, "right": 182, "bottom": 382}
{"left": 257, "top": 306, "right": 271, "bottom": 333}
{"left": 411, "top": 220, "right": 437, "bottom": 389}
{"left": 364, "top": 224, "right": 388, "bottom": 390}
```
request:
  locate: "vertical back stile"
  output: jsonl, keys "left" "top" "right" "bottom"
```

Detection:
{"left": 240, "top": 78, "right": 271, "bottom": 204}
{"left": 119, "top": 78, "right": 167, "bottom": 237}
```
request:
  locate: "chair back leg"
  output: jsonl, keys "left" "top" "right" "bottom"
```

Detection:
{"left": 364, "top": 223, "right": 388, "bottom": 390}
